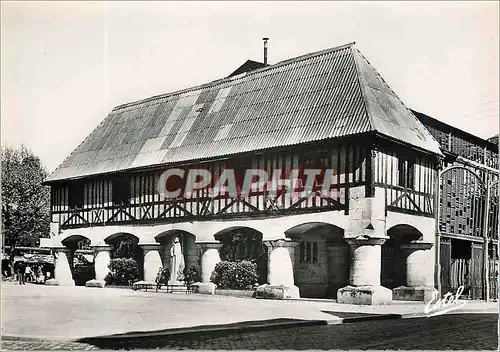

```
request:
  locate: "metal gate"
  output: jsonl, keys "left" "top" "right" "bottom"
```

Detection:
{"left": 437, "top": 165, "right": 498, "bottom": 300}
{"left": 450, "top": 258, "right": 470, "bottom": 296}
{"left": 489, "top": 246, "right": 498, "bottom": 300}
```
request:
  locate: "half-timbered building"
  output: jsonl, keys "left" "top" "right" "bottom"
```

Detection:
{"left": 42, "top": 43, "right": 445, "bottom": 304}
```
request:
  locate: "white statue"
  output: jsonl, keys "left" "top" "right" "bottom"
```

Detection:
{"left": 169, "top": 236, "right": 185, "bottom": 284}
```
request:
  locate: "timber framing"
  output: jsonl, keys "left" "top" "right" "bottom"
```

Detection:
{"left": 50, "top": 134, "right": 439, "bottom": 230}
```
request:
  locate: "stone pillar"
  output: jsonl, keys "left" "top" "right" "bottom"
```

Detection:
{"left": 337, "top": 236, "right": 392, "bottom": 305}
{"left": 140, "top": 244, "right": 163, "bottom": 282}
{"left": 264, "top": 239, "right": 300, "bottom": 299}
{"left": 194, "top": 241, "right": 222, "bottom": 294}
{"left": 52, "top": 247, "right": 75, "bottom": 286}
{"left": 393, "top": 242, "right": 437, "bottom": 303}
{"left": 85, "top": 245, "right": 113, "bottom": 287}
{"left": 67, "top": 250, "right": 75, "bottom": 272}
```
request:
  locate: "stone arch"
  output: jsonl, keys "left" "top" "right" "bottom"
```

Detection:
{"left": 155, "top": 230, "right": 198, "bottom": 279}
{"left": 213, "top": 226, "right": 267, "bottom": 284}
{"left": 284, "top": 222, "right": 347, "bottom": 298}
{"left": 387, "top": 224, "right": 423, "bottom": 242}
{"left": 273, "top": 213, "right": 348, "bottom": 239}
{"left": 58, "top": 234, "right": 94, "bottom": 286}
{"left": 61, "top": 234, "right": 92, "bottom": 250}
{"left": 285, "top": 222, "right": 345, "bottom": 241}
{"left": 104, "top": 232, "right": 139, "bottom": 245}
{"left": 382, "top": 224, "right": 424, "bottom": 289}
{"left": 104, "top": 232, "right": 143, "bottom": 279}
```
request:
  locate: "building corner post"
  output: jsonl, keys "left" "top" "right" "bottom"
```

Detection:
{"left": 434, "top": 163, "right": 442, "bottom": 296}
{"left": 483, "top": 174, "right": 491, "bottom": 301}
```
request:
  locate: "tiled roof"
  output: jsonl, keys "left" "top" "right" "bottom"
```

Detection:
{"left": 46, "top": 43, "right": 442, "bottom": 182}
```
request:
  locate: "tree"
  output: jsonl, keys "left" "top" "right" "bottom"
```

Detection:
{"left": 1, "top": 146, "right": 50, "bottom": 258}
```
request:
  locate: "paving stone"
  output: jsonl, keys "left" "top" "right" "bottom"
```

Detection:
{"left": 71, "top": 313, "right": 494, "bottom": 350}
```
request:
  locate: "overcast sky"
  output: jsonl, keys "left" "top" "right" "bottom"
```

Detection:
{"left": 2, "top": 1, "right": 499, "bottom": 172}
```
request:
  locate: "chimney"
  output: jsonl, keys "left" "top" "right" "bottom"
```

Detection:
{"left": 262, "top": 37, "right": 269, "bottom": 66}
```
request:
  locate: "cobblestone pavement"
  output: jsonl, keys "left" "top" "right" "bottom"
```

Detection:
{"left": 3, "top": 313, "right": 497, "bottom": 350}
{"left": 1, "top": 340, "right": 98, "bottom": 351}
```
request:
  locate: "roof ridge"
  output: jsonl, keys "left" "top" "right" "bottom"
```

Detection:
{"left": 354, "top": 48, "right": 423, "bottom": 131}
{"left": 352, "top": 47, "right": 442, "bottom": 155}
{"left": 113, "top": 42, "right": 357, "bottom": 111}
{"left": 353, "top": 47, "right": 430, "bottom": 137}
{"left": 351, "top": 46, "right": 376, "bottom": 134}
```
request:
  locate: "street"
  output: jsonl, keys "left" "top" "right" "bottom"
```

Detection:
{"left": 2, "top": 313, "right": 498, "bottom": 350}
{"left": 2, "top": 283, "right": 498, "bottom": 350}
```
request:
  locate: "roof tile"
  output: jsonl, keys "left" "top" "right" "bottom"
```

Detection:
{"left": 46, "top": 43, "right": 442, "bottom": 182}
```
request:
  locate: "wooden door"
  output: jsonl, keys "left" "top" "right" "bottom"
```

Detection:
{"left": 440, "top": 240, "right": 452, "bottom": 296}
{"left": 381, "top": 242, "right": 394, "bottom": 288}
{"left": 471, "top": 242, "right": 484, "bottom": 300}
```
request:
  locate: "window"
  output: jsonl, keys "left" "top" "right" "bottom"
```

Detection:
{"left": 112, "top": 177, "right": 131, "bottom": 205}
{"left": 299, "top": 241, "right": 319, "bottom": 263}
{"left": 398, "top": 157, "right": 415, "bottom": 188}
{"left": 68, "top": 182, "right": 84, "bottom": 208}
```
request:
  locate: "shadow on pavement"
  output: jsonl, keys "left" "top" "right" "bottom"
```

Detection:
{"left": 320, "top": 310, "right": 402, "bottom": 321}
{"left": 76, "top": 318, "right": 327, "bottom": 350}
{"left": 75, "top": 313, "right": 498, "bottom": 350}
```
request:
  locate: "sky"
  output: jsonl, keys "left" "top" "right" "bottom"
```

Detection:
{"left": 2, "top": 1, "right": 499, "bottom": 173}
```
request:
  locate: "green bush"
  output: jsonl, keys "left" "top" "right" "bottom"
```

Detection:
{"left": 210, "top": 260, "right": 258, "bottom": 290}
{"left": 183, "top": 266, "right": 200, "bottom": 285}
{"left": 105, "top": 258, "right": 140, "bottom": 286}
{"left": 155, "top": 267, "right": 170, "bottom": 286}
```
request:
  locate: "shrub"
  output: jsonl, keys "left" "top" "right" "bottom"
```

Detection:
{"left": 210, "top": 260, "right": 258, "bottom": 290}
{"left": 183, "top": 266, "right": 200, "bottom": 285}
{"left": 156, "top": 267, "right": 170, "bottom": 285}
{"left": 105, "top": 258, "right": 140, "bottom": 286}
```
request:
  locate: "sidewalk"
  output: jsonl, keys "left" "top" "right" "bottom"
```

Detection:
{"left": 2, "top": 282, "right": 497, "bottom": 342}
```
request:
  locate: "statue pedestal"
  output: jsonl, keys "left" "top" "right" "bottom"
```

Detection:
{"left": 168, "top": 280, "right": 185, "bottom": 286}
{"left": 192, "top": 282, "right": 216, "bottom": 295}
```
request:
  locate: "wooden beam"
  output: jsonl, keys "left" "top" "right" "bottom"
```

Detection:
{"left": 484, "top": 173, "right": 491, "bottom": 301}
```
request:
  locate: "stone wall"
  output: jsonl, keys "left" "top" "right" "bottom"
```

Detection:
{"left": 293, "top": 232, "right": 349, "bottom": 298}
{"left": 326, "top": 244, "right": 350, "bottom": 298}
{"left": 293, "top": 232, "right": 328, "bottom": 297}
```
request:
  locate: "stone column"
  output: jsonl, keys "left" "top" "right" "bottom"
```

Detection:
{"left": 195, "top": 241, "right": 222, "bottom": 294}
{"left": 140, "top": 244, "right": 163, "bottom": 283}
{"left": 51, "top": 247, "right": 75, "bottom": 286}
{"left": 264, "top": 239, "right": 300, "bottom": 299}
{"left": 393, "top": 242, "right": 437, "bottom": 303}
{"left": 337, "top": 236, "right": 392, "bottom": 305}
{"left": 86, "top": 245, "right": 113, "bottom": 287}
